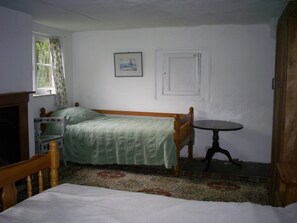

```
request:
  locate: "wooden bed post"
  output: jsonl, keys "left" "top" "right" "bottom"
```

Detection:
{"left": 40, "top": 107, "right": 47, "bottom": 134}
{"left": 49, "top": 140, "right": 60, "bottom": 187}
{"left": 40, "top": 107, "right": 47, "bottom": 117}
{"left": 1, "top": 184, "right": 17, "bottom": 211}
{"left": 188, "top": 107, "right": 194, "bottom": 159}
{"left": 174, "top": 114, "right": 181, "bottom": 177}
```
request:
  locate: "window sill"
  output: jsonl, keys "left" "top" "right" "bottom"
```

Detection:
{"left": 33, "top": 93, "right": 56, "bottom": 98}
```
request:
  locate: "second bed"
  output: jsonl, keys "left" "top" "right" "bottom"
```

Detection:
{"left": 41, "top": 105, "right": 194, "bottom": 176}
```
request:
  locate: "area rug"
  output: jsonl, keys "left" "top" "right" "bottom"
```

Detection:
{"left": 59, "top": 163, "right": 270, "bottom": 205}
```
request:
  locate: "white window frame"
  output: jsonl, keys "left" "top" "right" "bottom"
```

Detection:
{"left": 32, "top": 35, "right": 56, "bottom": 96}
{"left": 156, "top": 49, "right": 210, "bottom": 101}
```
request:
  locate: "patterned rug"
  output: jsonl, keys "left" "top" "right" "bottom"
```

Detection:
{"left": 59, "top": 163, "right": 270, "bottom": 205}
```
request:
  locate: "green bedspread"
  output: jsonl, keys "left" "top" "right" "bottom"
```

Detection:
{"left": 49, "top": 107, "right": 176, "bottom": 168}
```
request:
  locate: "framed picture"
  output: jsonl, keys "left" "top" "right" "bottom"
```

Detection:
{"left": 114, "top": 52, "right": 143, "bottom": 77}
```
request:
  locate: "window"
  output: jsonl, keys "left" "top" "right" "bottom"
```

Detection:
{"left": 156, "top": 49, "right": 210, "bottom": 101}
{"left": 32, "top": 36, "right": 55, "bottom": 95}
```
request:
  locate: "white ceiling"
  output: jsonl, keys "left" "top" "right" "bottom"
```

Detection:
{"left": 0, "top": 0, "right": 290, "bottom": 32}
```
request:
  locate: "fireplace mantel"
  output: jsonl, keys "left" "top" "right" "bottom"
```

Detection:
{"left": 0, "top": 91, "right": 34, "bottom": 163}
{"left": 0, "top": 91, "right": 34, "bottom": 106}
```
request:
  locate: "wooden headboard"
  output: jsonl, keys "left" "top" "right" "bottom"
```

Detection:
{"left": 41, "top": 102, "right": 189, "bottom": 118}
{"left": 0, "top": 141, "right": 59, "bottom": 211}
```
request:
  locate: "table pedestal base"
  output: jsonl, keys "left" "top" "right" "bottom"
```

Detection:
{"left": 201, "top": 130, "right": 242, "bottom": 172}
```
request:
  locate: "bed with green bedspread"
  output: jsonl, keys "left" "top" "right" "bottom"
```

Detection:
{"left": 44, "top": 106, "right": 194, "bottom": 176}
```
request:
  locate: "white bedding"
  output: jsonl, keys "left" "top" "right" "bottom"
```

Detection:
{"left": 0, "top": 183, "right": 296, "bottom": 223}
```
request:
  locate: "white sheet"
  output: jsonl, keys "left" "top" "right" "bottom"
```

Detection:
{"left": 0, "top": 184, "right": 296, "bottom": 223}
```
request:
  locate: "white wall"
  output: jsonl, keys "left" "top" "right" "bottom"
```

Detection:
{"left": 72, "top": 24, "right": 275, "bottom": 163}
{"left": 0, "top": 6, "right": 32, "bottom": 93}
{"left": 0, "top": 6, "right": 36, "bottom": 157}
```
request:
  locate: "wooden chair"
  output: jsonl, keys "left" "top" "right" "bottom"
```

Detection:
{"left": 34, "top": 117, "right": 67, "bottom": 166}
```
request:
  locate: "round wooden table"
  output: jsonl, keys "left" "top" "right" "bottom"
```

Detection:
{"left": 193, "top": 120, "right": 243, "bottom": 172}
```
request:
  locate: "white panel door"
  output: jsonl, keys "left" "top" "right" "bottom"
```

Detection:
{"left": 163, "top": 52, "right": 201, "bottom": 96}
{"left": 156, "top": 49, "right": 209, "bottom": 101}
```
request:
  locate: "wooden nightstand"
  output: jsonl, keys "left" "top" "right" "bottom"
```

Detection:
{"left": 276, "top": 162, "right": 297, "bottom": 206}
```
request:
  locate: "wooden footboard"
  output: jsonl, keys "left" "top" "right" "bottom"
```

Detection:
{"left": 0, "top": 141, "right": 59, "bottom": 211}
{"left": 173, "top": 107, "right": 194, "bottom": 176}
{"left": 40, "top": 103, "right": 194, "bottom": 177}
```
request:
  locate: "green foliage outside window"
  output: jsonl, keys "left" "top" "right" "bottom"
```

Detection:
{"left": 36, "top": 40, "right": 53, "bottom": 88}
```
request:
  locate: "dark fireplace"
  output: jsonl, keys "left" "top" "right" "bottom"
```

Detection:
{"left": 0, "top": 92, "right": 33, "bottom": 167}
{"left": 0, "top": 106, "right": 20, "bottom": 166}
